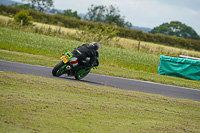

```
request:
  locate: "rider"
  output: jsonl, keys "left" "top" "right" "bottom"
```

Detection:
{"left": 72, "top": 42, "right": 99, "bottom": 71}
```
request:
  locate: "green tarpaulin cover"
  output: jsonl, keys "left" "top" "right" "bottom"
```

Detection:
{"left": 158, "top": 55, "right": 200, "bottom": 81}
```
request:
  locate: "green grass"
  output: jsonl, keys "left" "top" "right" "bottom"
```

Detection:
{"left": 0, "top": 71, "right": 200, "bottom": 132}
{"left": 0, "top": 49, "right": 59, "bottom": 67}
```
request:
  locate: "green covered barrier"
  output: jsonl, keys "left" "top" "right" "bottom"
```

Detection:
{"left": 158, "top": 55, "right": 200, "bottom": 81}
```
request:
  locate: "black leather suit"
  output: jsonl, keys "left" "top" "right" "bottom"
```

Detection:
{"left": 72, "top": 44, "right": 99, "bottom": 67}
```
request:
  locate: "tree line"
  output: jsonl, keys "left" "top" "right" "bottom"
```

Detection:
{"left": 14, "top": 0, "right": 132, "bottom": 28}
{"left": 150, "top": 21, "right": 200, "bottom": 40}
{"left": 13, "top": 0, "right": 200, "bottom": 40}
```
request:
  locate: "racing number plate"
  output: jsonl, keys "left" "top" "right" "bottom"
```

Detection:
{"left": 60, "top": 56, "right": 70, "bottom": 63}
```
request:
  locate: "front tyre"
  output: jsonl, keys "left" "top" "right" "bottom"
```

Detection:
{"left": 52, "top": 61, "right": 67, "bottom": 77}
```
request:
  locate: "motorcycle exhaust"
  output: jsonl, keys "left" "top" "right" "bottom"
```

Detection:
{"left": 66, "top": 65, "right": 71, "bottom": 70}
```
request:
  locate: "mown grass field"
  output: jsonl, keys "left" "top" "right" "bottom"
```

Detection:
{"left": 0, "top": 71, "right": 200, "bottom": 132}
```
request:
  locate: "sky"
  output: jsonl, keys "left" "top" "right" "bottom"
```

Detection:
{"left": 13, "top": 0, "right": 200, "bottom": 35}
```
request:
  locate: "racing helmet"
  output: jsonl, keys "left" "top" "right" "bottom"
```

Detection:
{"left": 89, "top": 42, "right": 99, "bottom": 51}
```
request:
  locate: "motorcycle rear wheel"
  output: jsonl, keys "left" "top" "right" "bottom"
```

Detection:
{"left": 75, "top": 69, "right": 90, "bottom": 80}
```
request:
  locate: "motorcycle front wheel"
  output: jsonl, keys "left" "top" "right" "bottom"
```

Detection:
{"left": 52, "top": 61, "right": 67, "bottom": 77}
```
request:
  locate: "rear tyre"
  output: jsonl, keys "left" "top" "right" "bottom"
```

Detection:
{"left": 75, "top": 69, "right": 90, "bottom": 80}
{"left": 52, "top": 61, "right": 66, "bottom": 77}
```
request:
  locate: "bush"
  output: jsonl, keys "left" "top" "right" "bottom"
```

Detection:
{"left": 76, "top": 24, "right": 119, "bottom": 45}
{"left": 14, "top": 10, "right": 32, "bottom": 25}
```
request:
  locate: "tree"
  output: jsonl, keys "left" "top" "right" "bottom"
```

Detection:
{"left": 104, "top": 5, "right": 132, "bottom": 28}
{"left": 12, "top": 3, "right": 31, "bottom": 10}
{"left": 76, "top": 24, "right": 119, "bottom": 44}
{"left": 14, "top": 10, "right": 32, "bottom": 25}
{"left": 84, "top": 4, "right": 132, "bottom": 28}
{"left": 150, "top": 21, "right": 200, "bottom": 40}
{"left": 84, "top": 5, "right": 106, "bottom": 22}
{"left": 22, "top": 0, "right": 54, "bottom": 12}
{"left": 57, "top": 9, "right": 81, "bottom": 20}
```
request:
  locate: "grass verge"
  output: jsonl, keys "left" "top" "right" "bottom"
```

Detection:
{"left": 0, "top": 71, "right": 200, "bottom": 132}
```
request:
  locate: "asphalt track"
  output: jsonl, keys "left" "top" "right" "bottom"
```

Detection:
{"left": 0, "top": 60, "right": 200, "bottom": 102}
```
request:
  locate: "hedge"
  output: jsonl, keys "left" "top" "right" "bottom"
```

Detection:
{"left": 0, "top": 5, "right": 200, "bottom": 51}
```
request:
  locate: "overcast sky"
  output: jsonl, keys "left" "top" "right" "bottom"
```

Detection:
{"left": 14, "top": 0, "right": 200, "bottom": 35}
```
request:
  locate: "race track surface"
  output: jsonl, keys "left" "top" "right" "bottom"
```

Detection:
{"left": 0, "top": 60, "right": 200, "bottom": 102}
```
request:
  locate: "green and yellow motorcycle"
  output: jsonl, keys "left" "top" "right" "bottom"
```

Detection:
{"left": 52, "top": 51, "right": 99, "bottom": 80}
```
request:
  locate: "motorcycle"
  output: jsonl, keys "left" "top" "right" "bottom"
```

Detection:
{"left": 52, "top": 51, "right": 99, "bottom": 80}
